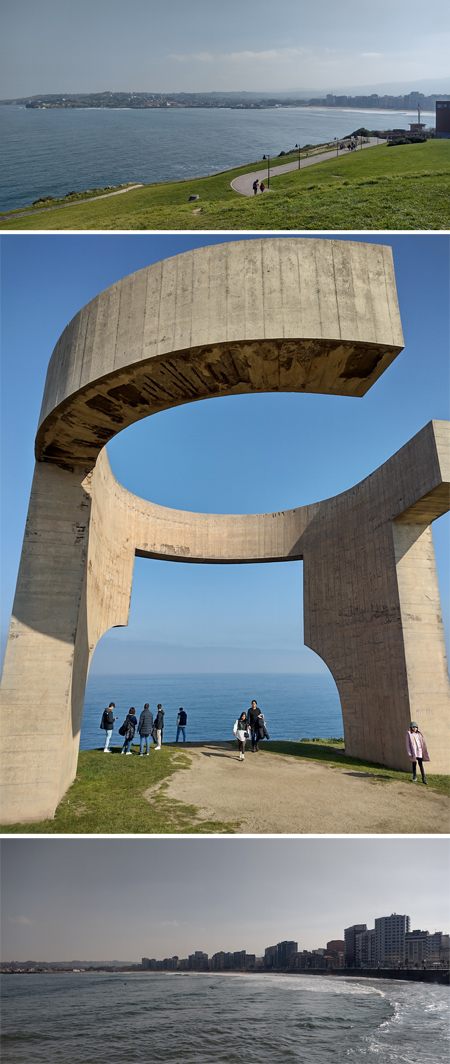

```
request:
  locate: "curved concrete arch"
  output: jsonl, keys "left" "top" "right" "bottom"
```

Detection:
{"left": 1, "top": 238, "right": 449, "bottom": 826}
{"left": 36, "top": 238, "right": 403, "bottom": 468}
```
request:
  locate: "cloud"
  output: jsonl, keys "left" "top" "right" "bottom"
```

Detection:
{"left": 168, "top": 47, "right": 308, "bottom": 65}
{"left": 8, "top": 916, "right": 32, "bottom": 924}
{"left": 360, "top": 52, "right": 383, "bottom": 58}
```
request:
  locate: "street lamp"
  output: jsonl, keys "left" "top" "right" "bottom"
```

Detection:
{"left": 295, "top": 143, "right": 301, "bottom": 169}
{"left": 267, "top": 153, "right": 270, "bottom": 189}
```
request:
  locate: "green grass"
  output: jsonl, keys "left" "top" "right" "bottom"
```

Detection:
{"left": 1, "top": 745, "right": 239, "bottom": 834}
{"left": 3, "top": 739, "right": 447, "bottom": 834}
{"left": 1, "top": 141, "right": 449, "bottom": 230}
{"left": 261, "top": 740, "right": 450, "bottom": 796}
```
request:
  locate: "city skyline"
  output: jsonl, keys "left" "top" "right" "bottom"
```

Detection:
{"left": 2, "top": 0, "right": 450, "bottom": 98}
{"left": 2, "top": 839, "right": 449, "bottom": 961}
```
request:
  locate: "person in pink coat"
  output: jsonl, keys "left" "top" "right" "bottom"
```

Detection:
{"left": 406, "top": 721, "right": 430, "bottom": 784}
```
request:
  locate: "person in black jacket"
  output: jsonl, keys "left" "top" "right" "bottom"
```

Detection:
{"left": 138, "top": 703, "right": 154, "bottom": 755}
{"left": 100, "top": 702, "right": 117, "bottom": 752}
{"left": 153, "top": 705, "right": 164, "bottom": 750}
{"left": 121, "top": 708, "right": 137, "bottom": 755}
{"left": 247, "top": 700, "right": 261, "bottom": 752}
{"left": 254, "top": 712, "right": 270, "bottom": 752}
{"left": 176, "top": 708, "right": 187, "bottom": 743}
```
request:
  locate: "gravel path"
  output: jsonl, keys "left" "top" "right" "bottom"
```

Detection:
{"left": 150, "top": 743, "right": 449, "bottom": 834}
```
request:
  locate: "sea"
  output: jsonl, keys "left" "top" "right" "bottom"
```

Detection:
{"left": 80, "top": 672, "right": 343, "bottom": 749}
{"left": 1, "top": 971, "right": 448, "bottom": 1063}
{"left": 0, "top": 104, "right": 433, "bottom": 213}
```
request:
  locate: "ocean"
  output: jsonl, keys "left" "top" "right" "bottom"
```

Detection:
{"left": 80, "top": 672, "right": 343, "bottom": 749}
{"left": 0, "top": 104, "right": 433, "bottom": 213}
{"left": 1, "top": 971, "right": 448, "bottom": 1063}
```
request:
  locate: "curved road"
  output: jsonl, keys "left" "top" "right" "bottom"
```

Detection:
{"left": 231, "top": 138, "right": 381, "bottom": 196}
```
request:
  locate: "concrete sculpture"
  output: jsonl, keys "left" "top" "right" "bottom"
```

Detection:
{"left": 1, "top": 238, "right": 449, "bottom": 824}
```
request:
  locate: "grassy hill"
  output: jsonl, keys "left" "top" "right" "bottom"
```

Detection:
{"left": 2, "top": 140, "right": 449, "bottom": 230}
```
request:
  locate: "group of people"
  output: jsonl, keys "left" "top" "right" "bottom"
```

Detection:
{"left": 252, "top": 179, "right": 266, "bottom": 194}
{"left": 233, "top": 701, "right": 270, "bottom": 761}
{"left": 101, "top": 703, "right": 429, "bottom": 779}
{"left": 100, "top": 704, "right": 188, "bottom": 754}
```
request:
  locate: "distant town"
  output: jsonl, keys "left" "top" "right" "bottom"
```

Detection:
{"left": 1, "top": 90, "right": 449, "bottom": 111}
{"left": 2, "top": 913, "right": 448, "bottom": 975}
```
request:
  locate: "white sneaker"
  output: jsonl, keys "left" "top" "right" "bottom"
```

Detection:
{"left": 146, "top": 752, "right": 150, "bottom": 756}
{"left": 154, "top": 746, "right": 161, "bottom": 750}
{"left": 121, "top": 750, "right": 125, "bottom": 755}
{"left": 126, "top": 751, "right": 132, "bottom": 755}
{"left": 103, "top": 749, "right": 111, "bottom": 753}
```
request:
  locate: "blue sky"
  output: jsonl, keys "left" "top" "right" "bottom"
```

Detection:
{"left": 1, "top": 233, "right": 449, "bottom": 679}
{"left": 2, "top": 838, "right": 449, "bottom": 960}
{"left": 1, "top": 0, "right": 450, "bottom": 97}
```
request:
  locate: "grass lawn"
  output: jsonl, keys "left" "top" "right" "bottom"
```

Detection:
{"left": 2, "top": 739, "right": 447, "bottom": 834}
{"left": 2, "top": 141, "right": 449, "bottom": 230}
{"left": 2, "top": 745, "right": 239, "bottom": 835}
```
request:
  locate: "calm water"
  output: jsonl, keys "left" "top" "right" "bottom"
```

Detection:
{"left": 0, "top": 104, "right": 433, "bottom": 212}
{"left": 1, "top": 972, "right": 448, "bottom": 1063}
{"left": 80, "top": 672, "right": 343, "bottom": 749}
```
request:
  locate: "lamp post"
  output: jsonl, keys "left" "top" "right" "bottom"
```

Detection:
{"left": 295, "top": 143, "right": 301, "bottom": 169}
{"left": 335, "top": 136, "right": 338, "bottom": 156}
{"left": 267, "top": 153, "right": 270, "bottom": 189}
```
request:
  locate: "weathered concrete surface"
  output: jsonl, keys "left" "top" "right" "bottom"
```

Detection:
{"left": 1, "top": 239, "right": 448, "bottom": 826}
{"left": 36, "top": 239, "right": 403, "bottom": 468}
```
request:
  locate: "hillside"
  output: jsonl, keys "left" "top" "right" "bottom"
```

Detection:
{"left": 1, "top": 140, "right": 449, "bottom": 230}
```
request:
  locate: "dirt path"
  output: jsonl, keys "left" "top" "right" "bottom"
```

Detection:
{"left": 0, "top": 184, "right": 143, "bottom": 223}
{"left": 149, "top": 744, "right": 449, "bottom": 834}
{"left": 230, "top": 138, "right": 382, "bottom": 197}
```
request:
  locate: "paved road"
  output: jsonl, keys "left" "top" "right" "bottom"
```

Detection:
{"left": 231, "top": 138, "right": 381, "bottom": 196}
{"left": 0, "top": 183, "right": 143, "bottom": 223}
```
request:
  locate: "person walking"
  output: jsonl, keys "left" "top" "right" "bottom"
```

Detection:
{"left": 406, "top": 721, "right": 430, "bottom": 784}
{"left": 247, "top": 700, "right": 260, "bottom": 752}
{"left": 153, "top": 704, "right": 164, "bottom": 750}
{"left": 100, "top": 702, "right": 117, "bottom": 752}
{"left": 121, "top": 708, "right": 137, "bottom": 755}
{"left": 259, "top": 181, "right": 265, "bottom": 193}
{"left": 254, "top": 711, "right": 270, "bottom": 752}
{"left": 252, "top": 179, "right": 259, "bottom": 195}
{"left": 233, "top": 711, "right": 249, "bottom": 760}
{"left": 138, "top": 703, "right": 153, "bottom": 755}
{"left": 176, "top": 708, "right": 187, "bottom": 743}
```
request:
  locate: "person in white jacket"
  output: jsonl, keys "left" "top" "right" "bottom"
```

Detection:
{"left": 233, "top": 711, "right": 249, "bottom": 761}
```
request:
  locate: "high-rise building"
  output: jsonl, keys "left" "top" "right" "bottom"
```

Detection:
{"left": 375, "top": 914, "right": 410, "bottom": 966}
{"left": 355, "top": 929, "right": 376, "bottom": 967}
{"left": 277, "top": 941, "right": 298, "bottom": 967}
{"left": 344, "top": 925, "right": 367, "bottom": 967}
{"left": 436, "top": 101, "right": 450, "bottom": 137}
{"left": 327, "top": 940, "right": 345, "bottom": 953}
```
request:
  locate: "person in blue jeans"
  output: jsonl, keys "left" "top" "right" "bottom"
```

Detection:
{"left": 138, "top": 703, "right": 154, "bottom": 755}
{"left": 176, "top": 708, "right": 187, "bottom": 742}
{"left": 121, "top": 708, "right": 137, "bottom": 754}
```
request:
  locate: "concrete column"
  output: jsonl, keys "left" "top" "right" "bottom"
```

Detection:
{"left": 0, "top": 463, "right": 92, "bottom": 822}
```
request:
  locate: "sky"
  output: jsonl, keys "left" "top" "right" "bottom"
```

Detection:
{"left": 1, "top": 0, "right": 450, "bottom": 98}
{"left": 1, "top": 233, "right": 449, "bottom": 677}
{"left": 1, "top": 837, "right": 449, "bottom": 961}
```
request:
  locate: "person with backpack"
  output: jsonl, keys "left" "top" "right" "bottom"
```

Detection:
{"left": 176, "top": 708, "right": 187, "bottom": 743}
{"left": 138, "top": 703, "right": 154, "bottom": 755}
{"left": 233, "top": 711, "right": 249, "bottom": 761}
{"left": 120, "top": 708, "right": 137, "bottom": 755}
{"left": 252, "top": 179, "right": 259, "bottom": 194}
{"left": 100, "top": 702, "right": 117, "bottom": 752}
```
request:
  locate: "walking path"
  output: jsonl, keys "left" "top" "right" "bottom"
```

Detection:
{"left": 0, "top": 183, "right": 143, "bottom": 223}
{"left": 231, "top": 138, "right": 381, "bottom": 196}
{"left": 147, "top": 743, "right": 449, "bottom": 834}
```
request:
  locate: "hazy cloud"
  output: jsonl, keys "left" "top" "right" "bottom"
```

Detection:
{"left": 8, "top": 916, "right": 32, "bottom": 925}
